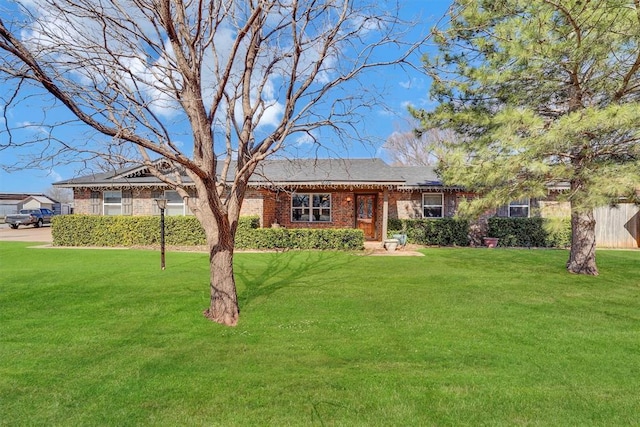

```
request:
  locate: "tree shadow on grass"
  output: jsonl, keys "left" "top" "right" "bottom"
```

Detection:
{"left": 235, "top": 251, "right": 358, "bottom": 308}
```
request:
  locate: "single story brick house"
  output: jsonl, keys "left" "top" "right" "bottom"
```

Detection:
{"left": 53, "top": 158, "right": 490, "bottom": 241}
{"left": 53, "top": 158, "right": 638, "bottom": 247}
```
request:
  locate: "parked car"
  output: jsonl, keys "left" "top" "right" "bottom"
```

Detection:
{"left": 5, "top": 208, "right": 55, "bottom": 229}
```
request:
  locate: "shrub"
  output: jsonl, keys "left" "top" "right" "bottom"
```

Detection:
{"left": 543, "top": 217, "right": 572, "bottom": 249}
{"left": 487, "top": 217, "right": 571, "bottom": 248}
{"left": 387, "top": 218, "right": 469, "bottom": 246}
{"left": 164, "top": 216, "right": 206, "bottom": 245}
{"left": 387, "top": 218, "right": 403, "bottom": 232}
{"left": 235, "top": 227, "right": 364, "bottom": 250}
{"left": 53, "top": 215, "right": 362, "bottom": 250}
{"left": 53, "top": 215, "right": 171, "bottom": 247}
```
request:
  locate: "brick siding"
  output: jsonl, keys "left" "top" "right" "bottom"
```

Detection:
{"left": 269, "top": 189, "right": 357, "bottom": 229}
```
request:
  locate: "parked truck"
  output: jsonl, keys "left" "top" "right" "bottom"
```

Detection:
{"left": 5, "top": 208, "right": 55, "bottom": 229}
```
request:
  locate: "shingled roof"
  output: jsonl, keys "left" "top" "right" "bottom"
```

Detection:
{"left": 54, "top": 158, "right": 449, "bottom": 189}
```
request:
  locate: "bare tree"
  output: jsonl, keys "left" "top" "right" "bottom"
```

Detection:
{"left": 45, "top": 186, "right": 73, "bottom": 204}
{"left": 382, "top": 119, "right": 459, "bottom": 166}
{"left": 0, "top": 1, "right": 428, "bottom": 326}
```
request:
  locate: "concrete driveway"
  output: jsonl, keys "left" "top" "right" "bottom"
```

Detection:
{"left": 0, "top": 223, "right": 53, "bottom": 243}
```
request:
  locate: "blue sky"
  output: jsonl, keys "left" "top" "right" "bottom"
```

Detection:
{"left": 0, "top": 1, "right": 451, "bottom": 194}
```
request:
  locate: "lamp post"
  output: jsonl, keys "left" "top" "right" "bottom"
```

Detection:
{"left": 155, "top": 198, "right": 167, "bottom": 270}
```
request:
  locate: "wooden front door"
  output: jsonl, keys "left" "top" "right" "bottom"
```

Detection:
{"left": 356, "top": 194, "right": 377, "bottom": 240}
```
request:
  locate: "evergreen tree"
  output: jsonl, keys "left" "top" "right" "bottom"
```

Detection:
{"left": 414, "top": 0, "right": 640, "bottom": 275}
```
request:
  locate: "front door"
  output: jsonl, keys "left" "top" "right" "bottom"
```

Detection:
{"left": 356, "top": 194, "right": 377, "bottom": 240}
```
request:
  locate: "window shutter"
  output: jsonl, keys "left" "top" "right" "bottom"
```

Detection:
{"left": 444, "top": 194, "right": 457, "bottom": 217}
{"left": 90, "top": 191, "right": 101, "bottom": 215}
{"left": 122, "top": 190, "right": 133, "bottom": 215}
{"left": 530, "top": 198, "right": 539, "bottom": 216}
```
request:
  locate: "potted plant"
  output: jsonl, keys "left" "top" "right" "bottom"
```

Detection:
{"left": 391, "top": 221, "right": 408, "bottom": 248}
{"left": 483, "top": 237, "right": 499, "bottom": 248}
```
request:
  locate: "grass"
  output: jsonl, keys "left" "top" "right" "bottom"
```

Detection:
{"left": 1, "top": 242, "right": 639, "bottom": 425}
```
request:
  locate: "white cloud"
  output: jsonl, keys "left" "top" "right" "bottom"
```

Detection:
{"left": 416, "top": 97, "right": 438, "bottom": 110}
{"left": 294, "top": 132, "right": 317, "bottom": 146}
{"left": 257, "top": 102, "right": 285, "bottom": 128}
{"left": 399, "top": 77, "right": 426, "bottom": 90}
{"left": 46, "top": 169, "right": 62, "bottom": 182}
{"left": 16, "top": 121, "right": 48, "bottom": 135}
{"left": 400, "top": 101, "right": 414, "bottom": 109}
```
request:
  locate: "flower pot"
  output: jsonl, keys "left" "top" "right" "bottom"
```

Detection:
{"left": 392, "top": 233, "right": 407, "bottom": 246}
{"left": 383, "top": 238, "right": 399, "bottom": 252}
{"left": 483, "top": 237, "right": 499, "bottom": 248}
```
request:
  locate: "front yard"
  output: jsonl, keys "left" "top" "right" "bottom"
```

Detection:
{"left": 1, "top": 242, "right": 639, "bottom": 425}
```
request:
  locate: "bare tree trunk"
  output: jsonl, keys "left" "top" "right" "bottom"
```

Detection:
{"left": 567, "top": 208, "right": 599, "bottom": 276}
{"left": 204, "top": 242, "right": 239, "bottom": 326}
{"left": 200, "top": 212, "right": 239, "bottom": 327}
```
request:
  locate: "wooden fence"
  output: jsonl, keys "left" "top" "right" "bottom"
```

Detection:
{"left": 594, "top": 203, "right": 640, "bottom": 248}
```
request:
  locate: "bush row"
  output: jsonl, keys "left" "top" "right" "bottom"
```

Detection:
{"left": 487, "top": 217, "right": 571, "bottom": 248}
{"left": 52, "top": 215, "right": 362, "bottom": 250}
{"left": 235, "top": 228, "right": 364, "bottom": 250}
{"left": 388, "top": 217, "right": 571, "bottom": 248}
{"left": 52, "top": 215, "right": 208, "bottom": 246}
{"left": 52, "top": 214, "right": 568, "bottom": 250}
{"left": 387, "top": 218, "right": 470, "bottom": 246}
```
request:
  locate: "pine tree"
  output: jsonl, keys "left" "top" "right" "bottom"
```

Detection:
{"left": 414, "top": 0, "right": 640, "bottom": 275}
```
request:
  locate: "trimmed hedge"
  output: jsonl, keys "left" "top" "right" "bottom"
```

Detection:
{"left": 487, "top": 217, "right": 571, "bottom": 248}
{"left": 388, "top": 218, "right": 470, "bottom": 246}
{"left": 52, "top": 215, "right": 208, "bottom": 246}
{"left": 52, "top": 215, "right": 363, "bottom": 250}
{"left": 388, "top": 217, "right": 571, "bottom": 248}
{"left": 235, "top": 227, "right": 364, "bottom": 250}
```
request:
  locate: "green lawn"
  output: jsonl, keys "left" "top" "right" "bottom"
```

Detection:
{"left": 1, "top": 242, "right": 639, "bottom": 425}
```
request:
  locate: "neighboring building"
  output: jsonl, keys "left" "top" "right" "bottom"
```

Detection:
{"left": 0, "top": 193, "right": 66, "bottom": 217}
{"left": 0, "top": 193, "right": 29, "bottom": 217}
{"left": 20, "top": 195, "right": 57, "bottom": 211}
{"left": 52, "top": 158, "right": 638, "bottom": 248}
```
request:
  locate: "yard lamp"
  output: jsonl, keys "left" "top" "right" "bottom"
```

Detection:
{"left": 155, "top": 198, "right": 168, "bottom": 270}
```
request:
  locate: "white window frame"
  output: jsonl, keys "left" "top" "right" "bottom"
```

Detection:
{"left": 509, "top": 199, "right": 530, "bottom": 218}
{"left": 103, "top": 190, "right": 122, "bottom": 215}
{"left": 422, "top": 193, "right": 444, "bottom": 218}
{"left": 291, "top": 193, "right": 331, "bottom": 223}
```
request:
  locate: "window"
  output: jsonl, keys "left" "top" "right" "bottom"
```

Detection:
{"left": 103, "top": 191, "right": 122, "bottom": 215}
{"left": 509, "top": 199, "right": 530, "bottom": 217}
{"left": 292, "top": 193, "right": 331, "bottom": 222}
{"left": 422, "top": 193, "right": 443, "bottom": 218}
{"left": 165, "top": 190, "right": 185, "bottom": 216}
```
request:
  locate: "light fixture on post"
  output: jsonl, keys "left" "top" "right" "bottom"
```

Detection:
{"left": 155, "top": 198, "right": 168, "bottom": 270}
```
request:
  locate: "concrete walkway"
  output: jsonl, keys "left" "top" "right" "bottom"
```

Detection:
{"left": 363, "top": 241, "right": 425, "bottom": 256}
